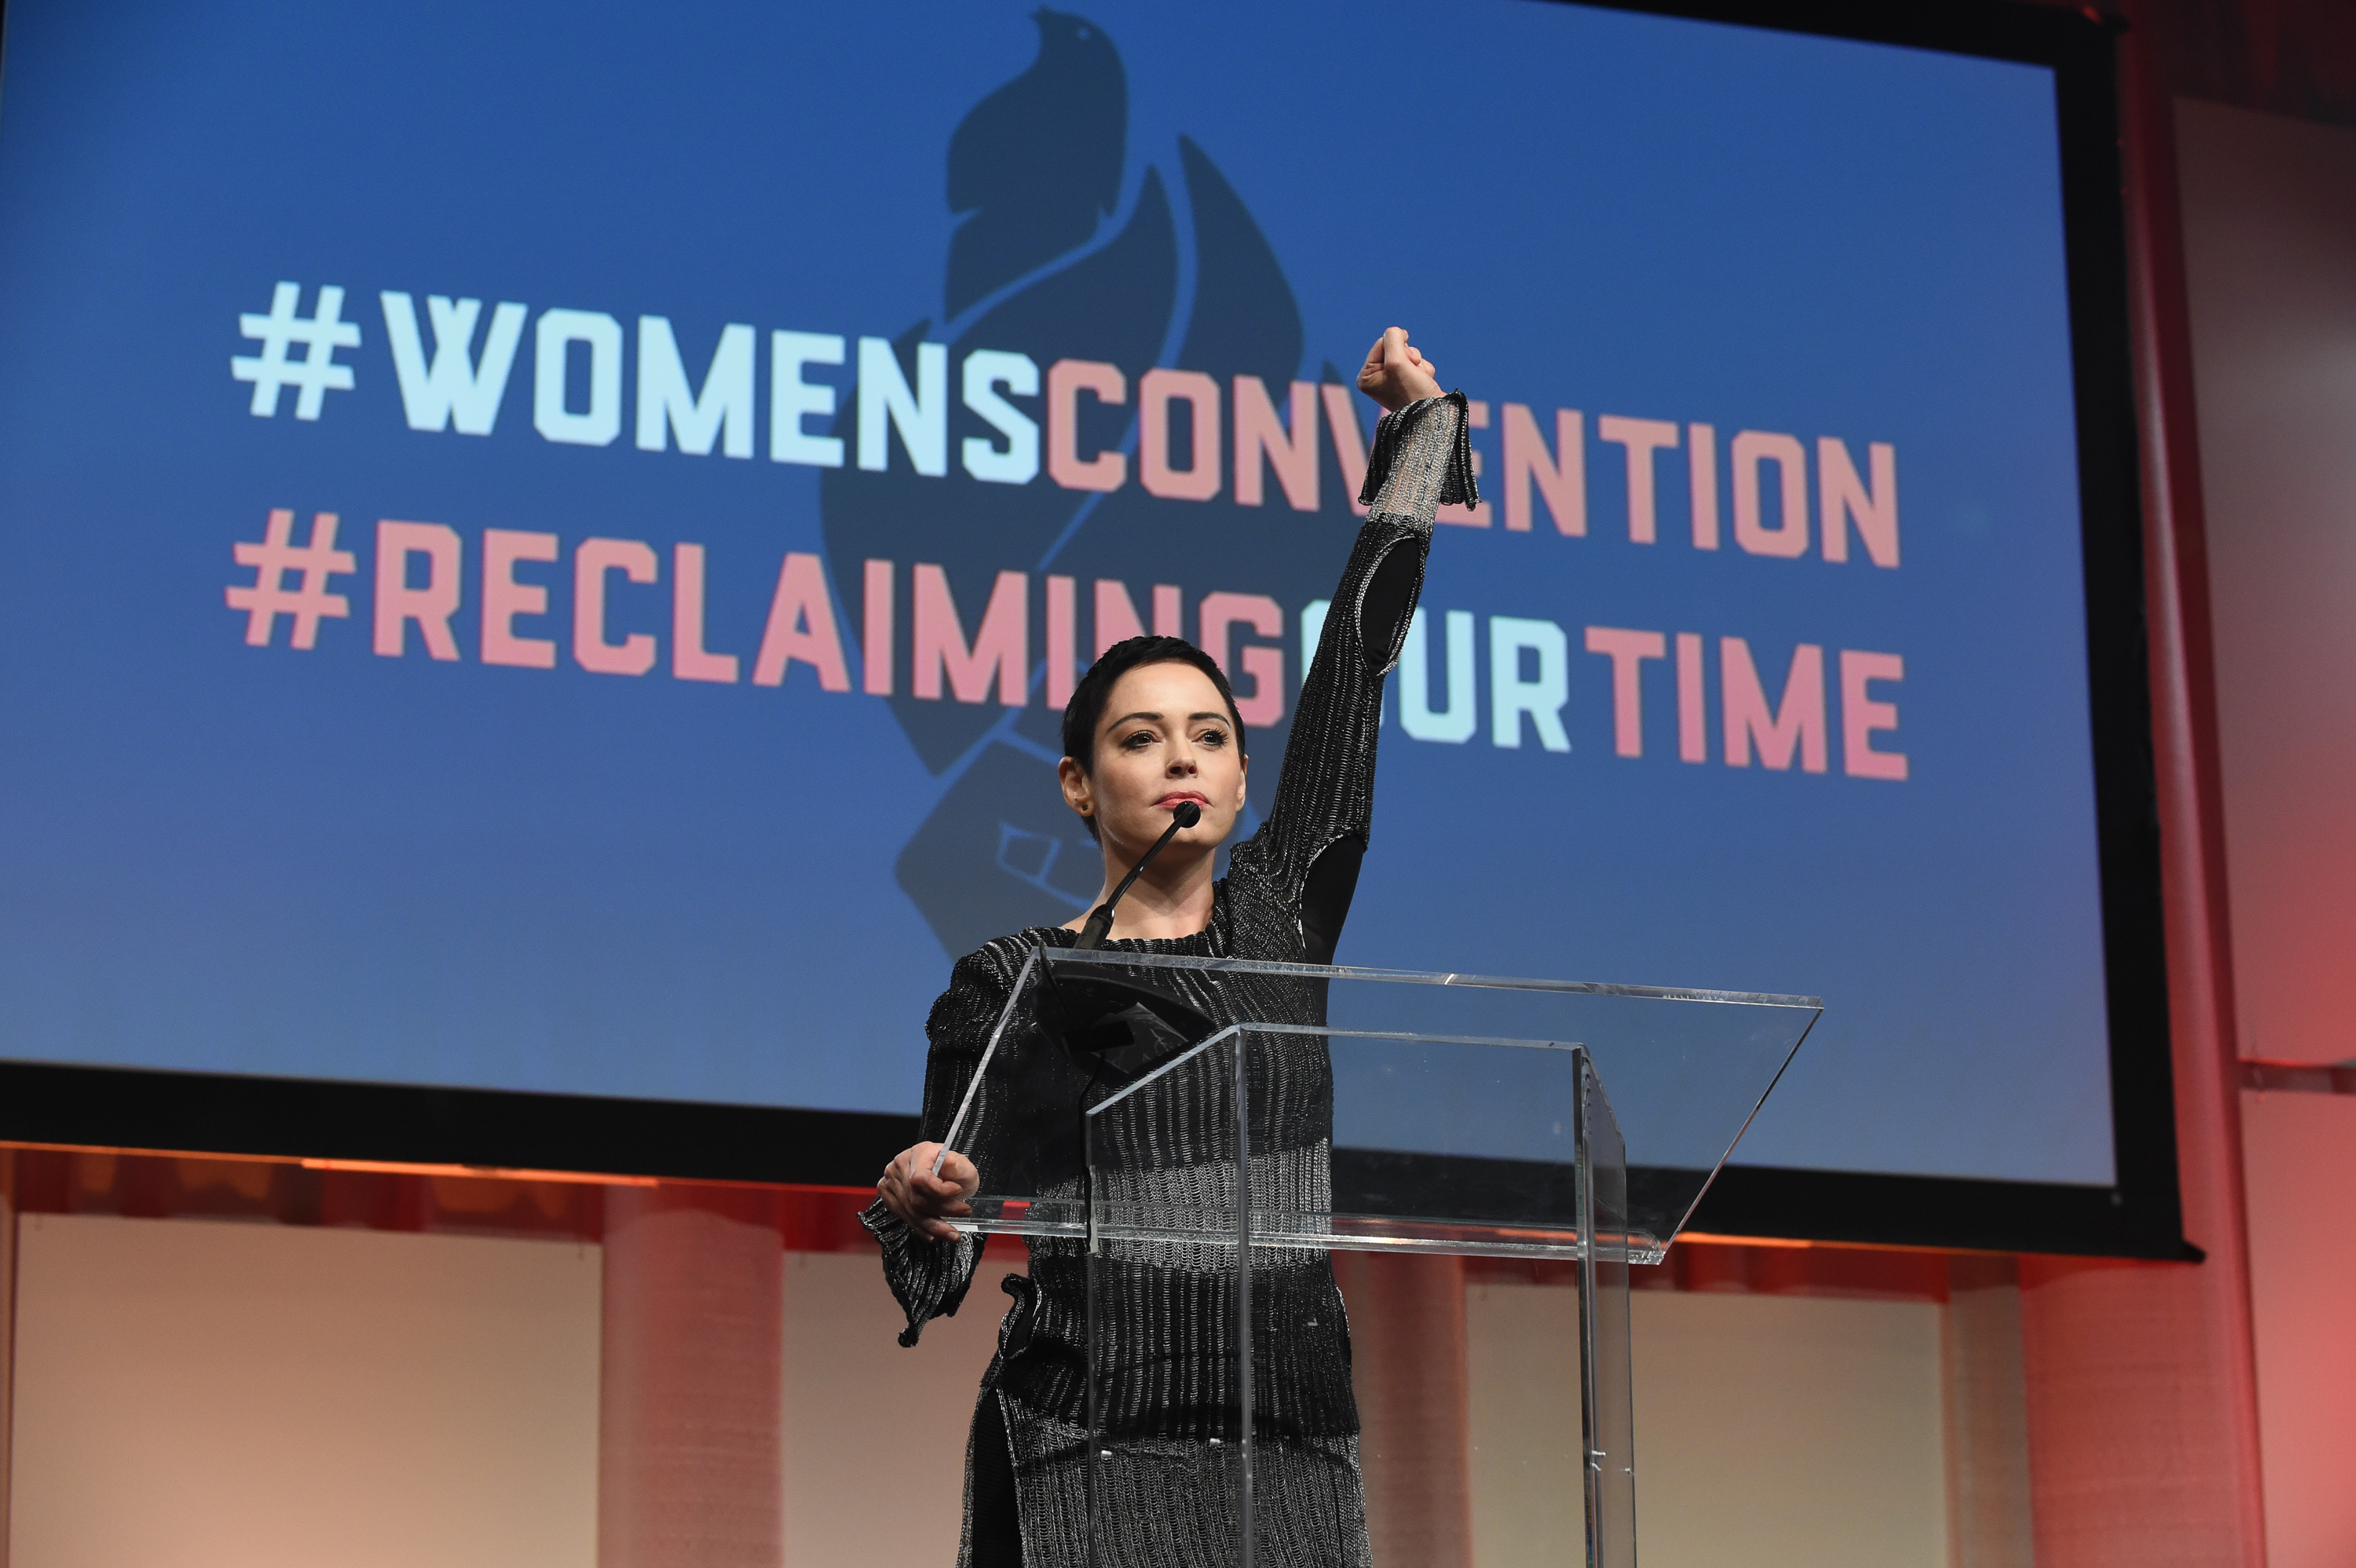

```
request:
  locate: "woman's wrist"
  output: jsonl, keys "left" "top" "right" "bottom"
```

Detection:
{"left": 1381, "top": 381, "right": 1445, "bottom": 414}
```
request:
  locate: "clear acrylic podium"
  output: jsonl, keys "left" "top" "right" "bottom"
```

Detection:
{"left": 942, "top": 947, "right": 1819, "bottom": 1568}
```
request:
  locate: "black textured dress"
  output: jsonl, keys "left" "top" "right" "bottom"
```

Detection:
{"left": 864, "top": 393, "right": 1476, "bottom": 1568}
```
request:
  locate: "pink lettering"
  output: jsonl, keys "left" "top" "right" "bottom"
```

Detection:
{"left": 1819, "top": 439, "right": 1900, "bottom": 567}
{"left": 1233, "top": 377, "right": 1319, "bottom": 510}
{"left": 1731, "top": 431, "right": 1809, "bottom": 557}
{"left": 862, "top": 559, "right": 894, "bottom": 696}
{"left": 1045, "top": 575, "right": 1077, "bottom": 710}
{"left": 573, "top": 538, "right": 658, "bottom": 676}
{"left": 1139, "top": 368, "right": 1221, "bottom": 501}
{"left": 752, "top": 551, "right": 851, "bottom": 690}
{"left": 228, "top": 509, "right": 353, "bottom": 650}
{"left": 373, "top": 521, "right": 463, "bottom": 660}
{"left": 671, "top": 543, "right": 739, "bottom": 683}
{"left": 913, "top": 565, "right": 1026, "bottom": 705}
{"left": 1501, "top": 404, "right": 1584, "bottom": 535}
{"left": 1688, "top": 423, "right": 1720, "bottom": 550}
{"left": 481, "top": 529, "right": 558, "bottom": 669}
{"left": 1046, "top": 360, "right": 1126, "bottom": 492}
{"left": 1583, "top": 626, "right": 1666, "bottom": 757}
{"left": 1198, "top": 591, "right": 1285, "bottom": 728}
{"left": 1597, "top": 415, "right": 1678, "bottom": 543}
{"left": 1840, "top": 649, "right": 1908, "bottom": 780}
{"left": 1676, "top": 631, "right": 1707, "bottom": 762}
{"left": 1721, "top": 638, "right": 1827, "bottom": 772}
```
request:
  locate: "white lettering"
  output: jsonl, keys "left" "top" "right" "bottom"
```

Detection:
{"left": 961, "top": 349, "right": 1039, "bottom": 484}
{"left": 533, "top": 309, "right": 624, "bottom": 447}
{"left": 770, "top": 331, "right": 845, "bottom": 467}
{"left": 635, "top": 317, "right": 755, "bottom": 458}
{"left": 381, "top": 292, "right": 525, "bottom": 436}
{"left": 858, "top": 337, "right": 948, "bottom": 475}
{"left": 1490, "top": 616, "right": 1571, "bottom": 751}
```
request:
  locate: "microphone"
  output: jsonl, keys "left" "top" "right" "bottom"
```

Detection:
{"left": 926, "top": 799, "right": 1210, "bottom": 1193}
{"left": 1074, "top": 800, "right": 1202, "bottom": 950}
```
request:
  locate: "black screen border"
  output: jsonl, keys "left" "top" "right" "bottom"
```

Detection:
{"left": 0, "top": 0, "right": 2190, "bottom": 1259}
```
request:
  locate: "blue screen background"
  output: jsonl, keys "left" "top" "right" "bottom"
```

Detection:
{"left": 0, "top": 0, "right": 2116, "bottom": 1184}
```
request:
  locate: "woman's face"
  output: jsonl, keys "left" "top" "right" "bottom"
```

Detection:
{"left": 1063, "top": 661, "right": 1247, "bottom": 861}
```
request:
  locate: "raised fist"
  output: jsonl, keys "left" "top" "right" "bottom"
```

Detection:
{"left": 1356, "top": 326, "right": 1444, "bottom": 412}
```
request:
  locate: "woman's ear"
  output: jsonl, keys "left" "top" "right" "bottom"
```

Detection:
{"left": 1235, "top": 754, "right": 1248, "bottom": 813}
{"left": 1058, "top": 755, "right": 1093, "bottom": 820}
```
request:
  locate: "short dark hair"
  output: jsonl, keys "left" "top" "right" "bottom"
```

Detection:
{"left": 1062, "top": 637, "right": 1247, "bottom": 835}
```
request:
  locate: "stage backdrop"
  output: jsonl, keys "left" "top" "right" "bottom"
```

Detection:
{"left": 0, "top": 0, "right": 2116, "bottom": 1186}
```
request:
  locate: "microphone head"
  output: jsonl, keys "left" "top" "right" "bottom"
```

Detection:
{"left": 1173, "top": 801, "right": 1203, "bottom": 828}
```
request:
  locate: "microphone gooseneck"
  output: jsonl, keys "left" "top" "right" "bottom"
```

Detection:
{"left": 1074, "top": 800, "right": 1202, "bottom": 950}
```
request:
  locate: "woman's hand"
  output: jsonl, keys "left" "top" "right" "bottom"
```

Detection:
{"left": 1356, "top": 327, "right": 1444, "bottom": 412}
{"left": 877, "top": 1142, "right": 979, "bottom": 1242}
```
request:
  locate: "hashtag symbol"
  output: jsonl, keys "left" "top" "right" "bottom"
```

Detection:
{"left": 226, "top": 509, "right": 356, "bottom": 648}
{"left": 231, "top": 283, "right": 360, "bottom": 419}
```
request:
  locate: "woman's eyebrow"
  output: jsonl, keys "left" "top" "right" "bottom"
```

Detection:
{"left": 1106, "top": 710, "right": 1163, "bottom": 727}
{"left": 1190, "top": 711, "right": 1228, "bottom": 723}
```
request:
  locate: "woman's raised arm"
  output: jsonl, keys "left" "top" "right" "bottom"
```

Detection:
{"left": 1226, "top": 329, "right": 1477, "bottom": 955}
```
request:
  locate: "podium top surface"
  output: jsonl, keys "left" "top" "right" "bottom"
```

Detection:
{"left": 948, "top": 948, "right": 1820, "bottom": 1263}
{"left": 1033, "top": 947, "right": 1821, "bottom": 1008}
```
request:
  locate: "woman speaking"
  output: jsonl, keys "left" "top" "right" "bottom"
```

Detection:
{"left": 868, "top": 327, "right": 1475, "bottom": 1568}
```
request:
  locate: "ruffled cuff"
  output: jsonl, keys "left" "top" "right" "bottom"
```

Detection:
{"left": 862, "top": 1196, "right": 983, "bottom": 1348}
{"left": 1357, "top": 390, "right": 1479, "bottom": 515}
